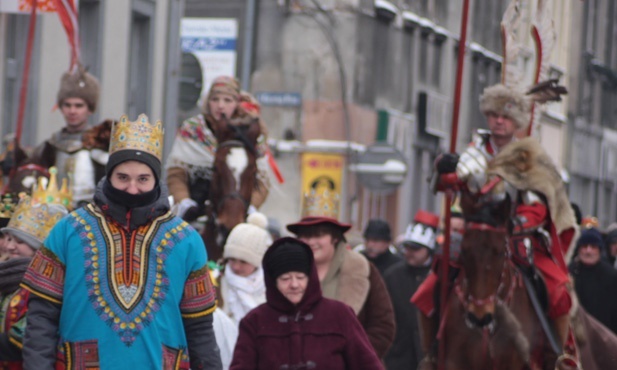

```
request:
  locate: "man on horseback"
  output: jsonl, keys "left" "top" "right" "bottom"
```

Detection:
{"left": 412, "top": 83, "right": 578, "bottom": 369}
{"left": 166, "top": 75, "right": 270, "bottom": 222}
{"left": 17, "top": 65, "right": 110, "bottom": 209}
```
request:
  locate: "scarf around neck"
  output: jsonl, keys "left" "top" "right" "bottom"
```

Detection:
{"left": 222, "top": 267, "right": 266, "bottom": 323}
{"left": 93, "top": 177, "right": 170, "bottom": 230}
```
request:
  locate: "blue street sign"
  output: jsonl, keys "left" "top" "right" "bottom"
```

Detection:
{"left": 255, "top": 92, "right": 302, "bottom": 107}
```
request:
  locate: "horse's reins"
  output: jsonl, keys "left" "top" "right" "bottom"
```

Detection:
{"left": 454, "top": 222, "right": 520, "bottom": 331}
{"left": 226, "top": 122, "right": 257, "bottom": 155}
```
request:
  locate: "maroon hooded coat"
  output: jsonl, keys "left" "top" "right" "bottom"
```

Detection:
{"left": 230, "top": 238, "right": 384, "bottom": 370}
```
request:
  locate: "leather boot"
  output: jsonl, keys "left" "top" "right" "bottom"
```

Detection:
{"left": 553, "top": 314, "right": 581, "bottom": 370}
{"left": 417, "top": 312, "right": 438, "bottom": 370}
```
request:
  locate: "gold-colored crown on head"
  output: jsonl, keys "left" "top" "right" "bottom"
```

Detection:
{"left": 31, "top": 167, "right": 73, "bottom": 210}
{"left": 7, "top": 194, "right": 66, "bottom": 243}
{"left": 109, "top": 114, "right": 164, "bottom": 160}
{"left": 302, "top": 188, "right": 340, "bottom": 219}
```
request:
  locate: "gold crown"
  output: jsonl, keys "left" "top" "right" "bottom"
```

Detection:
{"left": 6, "top": 195, "right": 66, "bottom": 244}
{"left": 31, "top": 167, "right": 72, "bottom": 209}
{"left": 109, "top": 114, "right": 164, "bottom": 160}
{"left": 302, "top": 188, "right": 340, "bottom": 219}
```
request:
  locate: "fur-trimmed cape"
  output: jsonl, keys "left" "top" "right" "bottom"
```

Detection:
{"left": 488, "top": 137, "right": 580, "bottom": 262}
{"left": 488, "top": 137, "right": 577, "bottom": 237}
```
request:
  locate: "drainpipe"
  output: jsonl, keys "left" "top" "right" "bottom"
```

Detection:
{"left": 241, "top": 0, "right": 258, "bottom": 91}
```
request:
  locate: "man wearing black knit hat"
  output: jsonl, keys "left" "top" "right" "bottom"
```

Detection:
{"left": 21, "top": 114, "right": 222, "bottom": 369}
{"left": 568, "top": 228, "right": 617, "bottom": 335}
{"left": 355, "top": 218, "right": 402, "bottom": 276}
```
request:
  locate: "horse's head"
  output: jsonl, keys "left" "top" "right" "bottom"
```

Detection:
{"left": 208, "top": 117, "right": 261, "bottom": 240}
{"left": 457, "top": 192, "right": 511, "bottom": 332}
{"left": 7, "top": 164, "right": 50, "bottom": 194}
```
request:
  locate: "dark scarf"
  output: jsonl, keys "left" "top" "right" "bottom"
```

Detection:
{"left": 0, "top": 257, "right": 31, "bottom": 295}
{"left": 103, "top": 178, "right": 159, "bottom": 208}
{"left": 93, "top": 178, "right": 170, "bottom": 230}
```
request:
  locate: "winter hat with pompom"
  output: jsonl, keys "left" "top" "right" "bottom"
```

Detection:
{"left": 223, "top": 212, "right": 273, "bottom": 268}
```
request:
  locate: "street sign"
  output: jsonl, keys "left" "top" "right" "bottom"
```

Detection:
{"left": 255, "top": 92, "right": 302, "bottom": 107}
{"left": 350, "top": 142, "right": 407, "bottom": 194}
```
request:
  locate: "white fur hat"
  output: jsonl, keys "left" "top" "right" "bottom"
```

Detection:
{"left": 223, "top": 212, "right": 273, "bottom": 268}
{"left": 479, "top": 84, "right": 531, "bottom": 129}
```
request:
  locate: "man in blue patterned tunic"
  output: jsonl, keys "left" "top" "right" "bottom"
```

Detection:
{"left": 20, "top": 114, "right": 222, "bottom": 369}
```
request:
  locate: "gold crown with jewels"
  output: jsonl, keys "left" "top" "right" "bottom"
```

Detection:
{"left": 31, "top": 167, "right": 72, "bottom": 209}
{"left": 6, "top": 192, "right": 68, "bottom": 244}
{"left": 109, "top": 114, "right": 164, "bottom": 160}
{"left": 302, "top": 188, "right": 340, "bottom": 219}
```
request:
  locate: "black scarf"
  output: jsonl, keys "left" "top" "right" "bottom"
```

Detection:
{"left": 0, "top": 257, "right": 31, "bottom": 295}
{"left": 102, "top": 178, "right": 159, "bottom": 208}
{"left": 94, "top": 178, "right": 170, "bottom": 230}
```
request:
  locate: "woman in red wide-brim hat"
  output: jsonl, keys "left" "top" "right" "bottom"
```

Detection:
{"left": 286, "top": 214, "right": 395, "bottom": 359}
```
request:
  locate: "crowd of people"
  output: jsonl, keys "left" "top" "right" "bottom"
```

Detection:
{"left": 0, "top": 61, "right": 615, "bottom": 370}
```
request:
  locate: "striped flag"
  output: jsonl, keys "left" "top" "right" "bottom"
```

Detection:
{"left": 51, "top": 0, "right": 81, "bottom": 70}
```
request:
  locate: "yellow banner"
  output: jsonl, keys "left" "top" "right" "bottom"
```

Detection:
{"left": 301, "top": 153, "right": 345, "bottom": 219}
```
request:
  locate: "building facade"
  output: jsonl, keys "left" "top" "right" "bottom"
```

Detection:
{"left": 2, "top": 0, "right": 614, "bottom": 235}
{"left": 567, "top": 0, "right": 617, "bottom": 226}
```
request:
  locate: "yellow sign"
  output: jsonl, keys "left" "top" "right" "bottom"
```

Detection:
{"left": 301, "top": 153, "right": 345, "bottom": 219}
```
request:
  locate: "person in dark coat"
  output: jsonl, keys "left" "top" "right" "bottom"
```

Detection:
{"left": 230, "top": 237, "right": 384, "bottom": 370}
{"left": 568, "top": 228, "right": 617, "bottom": 335}
{"left": 383, "top": 212, "right": 436, "bottom": 370}
{"left": 355, "top": 219, "right": 402, "bottom": 276}
{"left": 287, "top": 216, "right": 395, "bottom": 358}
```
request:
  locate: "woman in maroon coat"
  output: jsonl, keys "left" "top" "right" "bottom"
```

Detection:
{"left": 230, "top": 237, "right": 384, "bottom": 370}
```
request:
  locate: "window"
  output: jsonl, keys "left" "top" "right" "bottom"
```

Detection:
{"left": 431, "top": 38, "right": 443, "bottom": 88}
{"left": 2, "top": 14, "right": 40, "bottom": 147}
{"left": 403, "top": 29, "right": 415, "bottom": 112}
{"left": 127, "top": 0, "right": 155, "bottom": 119}
{"left": 418, "top": 32, "right": 429, "bottom": 84}
{"left": 79, "top": 0, "right": 102, "bottom": 124}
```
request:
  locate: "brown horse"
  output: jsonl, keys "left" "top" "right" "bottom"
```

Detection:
{"left": 439, "top": 193, "right": 558, "bottom": 370}
{"left": 202, "top": 118, "right": 260, "bottom": 261}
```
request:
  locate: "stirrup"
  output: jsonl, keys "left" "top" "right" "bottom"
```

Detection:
{"left": 418, "top": 355, "right": 437, "bottom": 370}
{"left": 555, "top": 353, "right": 581, "bottom": 370}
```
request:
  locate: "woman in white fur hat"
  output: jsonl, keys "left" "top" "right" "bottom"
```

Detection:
{"left": 219, "top": 212, "right": 272, "bottom": 325}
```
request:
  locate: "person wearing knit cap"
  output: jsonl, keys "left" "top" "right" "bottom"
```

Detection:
{"left": 220, "top": 212, "right": 272, "bottom": 325}
{"left": 167, "top": 75, "right": 271, "bottom": 222}
{"left": 568, "top": 228, "right": 617, "bottom": 335}
{"left": 353, "top": 218, "right": 402, "bottom": 276}
{"left": 20, "top": 114, "right": 222, "bottom": 369}
{"left": 0, "top": 189, "right": 68, "bottom": 367}
{"left": 20, "top": 64, "right": 112, "bottom": 208}
{"left": 230, "top": 237, "right": 384, "bottom": 370}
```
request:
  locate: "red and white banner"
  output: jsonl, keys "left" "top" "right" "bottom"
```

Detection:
{"left": 51, "top": 0, "right": 81, "bottom": 70}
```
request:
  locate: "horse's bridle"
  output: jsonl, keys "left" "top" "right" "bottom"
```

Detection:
{"left": 454, "top": 222, "right": 518, "bottom": 333}
{"left": 226, "top": 122, "right": 257, "bottom": 155}
{"left": 213, "top": 139, "right": 253, "bottom": 213}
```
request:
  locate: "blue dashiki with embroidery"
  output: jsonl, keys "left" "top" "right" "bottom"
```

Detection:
{"left": 21, "top": 204, "right": 216, "bottom": 370}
